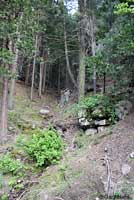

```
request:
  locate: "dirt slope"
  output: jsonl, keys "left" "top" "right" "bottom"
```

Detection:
{"left": 0, "top": 83, "right": 134, "bottom": 200}
{"left": 61, "top": 113, "right": 134, "bottom": 200}
{"left": 22, "top": 113, "right": 134, "bottom": 200}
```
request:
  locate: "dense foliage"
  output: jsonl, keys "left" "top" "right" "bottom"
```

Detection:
{"left": 26, "top": 128, "right": 64, "bottom": 167}
{"left": 86, "top": 0, "right": 134, "bottom": 94}
{"left": 0, "top": 154, "right": 23, "bottom": 174}
{"left": 79, "top": 95, "right": 117, "bottom": 123}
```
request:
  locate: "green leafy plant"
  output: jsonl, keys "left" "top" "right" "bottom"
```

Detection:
{"left": 79, "top": 95, "right": 117, "bottom": 124}
{"left": 59, "top": 164, "right": 68, "bottom": 180}
{"left": 8, "top": 177, "right": 24, "bottom": 192}
{"left": 113, "top": 191, "right": 122, "bottom": 199}
{"left": 1, "top": 194, "right": 9, "bottom": 200}
{"left": 0, "top": 154, "right": 23, "bottom": 175}
{"left": 115, "top": 1, "right": 134, "bottom": 15}
{"left": 26, "top": 128, "right": 64, "bottom": 167}
{"left": 8, "top": 111, "right": 21, "bottom": 126}
{"left": 14, "top": 183, "right": 24, "bottom": 190}
{"left": 8, "top": 177, "right": 18, "bottom": 188}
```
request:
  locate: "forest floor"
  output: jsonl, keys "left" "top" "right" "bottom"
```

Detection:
{"left": 0, "top": 82, "right": 134, "bottom": 200}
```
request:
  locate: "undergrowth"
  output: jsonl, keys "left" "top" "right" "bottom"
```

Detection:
{"left": 0, "top": 154, "right": 23, "bottom": 175}
{"left": 26, "top": 128, "right": 64, "bottom": 167}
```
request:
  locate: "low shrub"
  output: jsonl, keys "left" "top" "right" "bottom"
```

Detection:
{"left": 26, "top": 128, "right": 64, "bottom": 167}
{"left": 0, "top": 154, "right": 23, "bottom": 174}
{"left": 1, "top": 194, "right": 9, "bottom": 200}
{"left": 79, "top": 95, "right": 117, "bottom": 123}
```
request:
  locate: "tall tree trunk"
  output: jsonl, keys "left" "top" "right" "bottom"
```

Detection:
{"left": 39, "top": 61, "right": 44, "bottom": 98}
{"left": 0, "top": 77, "right": 8, "bottom": 144}
{"left": 42, "top": 62, "right": 46, "bottom": 94}
{"left": 78, "top": 0, "right": 86, "bottom": 101}
{"left": 78, "top": 0, "right": 97, "bottom": 99}
{"left": 49, "top": 65, "right": 53, "bottom": 89}
{"left": 25, "top": 63, "right": 30, "bottom": 85}
{"left": 103, "top": 72, "right": 106, "bottom": 94}
{"left": 64, "top": 18, "right": 77, "bottom": 89}
{"left": 78, "top": 49, "right": 85, "bottom": 101}
{"left": 47, "top": 63, "right": 51, "bottom": 88}
{"left": 30, "top": 34, "right": 38, "bottom": 100}
{"left": 0, "top": 38, "right": 10, "bottom": 144}
{"left": 58, "top": 62, "right": 61, "bottom": 94}
{"left": 8, "top": 41, "right": 19, "bottom": 109}
{"left": 90, "top": 15, "right": 97, "bottom": 94}
{"left": 8, "top": 13, "right": 22, "bottom": 110}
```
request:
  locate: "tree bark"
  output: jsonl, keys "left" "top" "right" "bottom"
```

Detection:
{"left": 103, "top": 72, "right": 106, "bottom": 94}
{"left": 8, "top": 41, "right": 19, "bottom": 110}
{"left": 30, "top": 34, "right": 38, "bottom": 100}
{"left": 64, "top": 17, "right": 77, "bottom": 89}
{"left": 0, "top": 77, "right": 8, "bottom": 144}
{"left": 78, "top": 0, "right": 87, "bottom": 101}
{"left": 25, "top": 63, "right": 30, "bottom": 85}
{"left": 90, "top": 15, "right": 97, "bottom": 94}
{"left": 8, "top": 13, "right": 23, "bottom": 110}
{"left": 58, "top": 62, "right": 61, "bottom": 94}
{"left": 78, "top": 49, "right": 85, "bottom": 101}
{"left": 78, "top": 0, "right": 97, "bottom": 99}
{"left": 39, "top": 61, "right": 44, "bottom": 97}
{"left": 42, "top": 62, "right": 46, "bottom": 94}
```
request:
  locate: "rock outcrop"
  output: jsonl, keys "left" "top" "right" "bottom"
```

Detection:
{"left": 78, "top": 100, "right": 133, "bottom": 135}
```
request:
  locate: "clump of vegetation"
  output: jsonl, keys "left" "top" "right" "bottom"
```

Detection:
{"left": 26, "top": 128, "right": 64, "bottom": 167}
{"left": 79, "top": 95, "right": 117, "bottom": 123}
{"left": 8, "top": 111, "right": 21, "bottom": 127}
{"left": 1, "top": 194, "right": 9, "bottom": 200}
{"left": 0, "top": 154, "right": 23, "bottom": 175}
{"left": 8, "top": 177, "right": 18, "bottom": 188}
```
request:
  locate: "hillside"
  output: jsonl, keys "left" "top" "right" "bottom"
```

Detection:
{"left": 0, "top": 83, "right": 134, "bottom": 200}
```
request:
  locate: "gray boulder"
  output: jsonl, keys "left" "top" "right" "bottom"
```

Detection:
{"left": 115, "top": 100, "right": 132, "bottom": 120}
{"left": 85, "top": 128, "right": 97, "bottom": 136}
{"left": 129, "top": 152, "right": 134, "bottom": 159}
{"left": 92, "top": 108, "right": 103, "bottom": 118}
{"left": 8, "top": 126, "right": 14, "bottom": 131}
{"left": 121, "top": 164, "right": 131, "bottom": 176}
{"left": 78, "top": 109, "right": 87, "bottom": 118}
{"left": 39, "top": 109, "right": 50, "bottom": 115}
{"left": 78, "top": 118, "right": 90, "bottom": 128}
{"left": 95, "top": 119, "right": 107, "bottom": 126}
{"left": 98, "top": 126, "right": 106, "bottom": 133}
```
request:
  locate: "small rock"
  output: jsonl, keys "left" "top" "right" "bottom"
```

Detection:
{"left": 85, "top": 128, "right": 97, "bottom": 136}
{"left": 115, "top": 105, "right": 126, "bottom": 120}
{"left": 39, "top": 109, "right": 50, "bottom": 115}
{"left": 39, "top": 193, "right": 51, "bottom": 200}
{"left": 95, "top": 119, "right": 107, "bottom": 126}
{"left": 121, "top": 164, "right": 131, "bottom": 176}
{"left": 104, "top": 147, "right": 108, "bottom": 152}
{"left": 32, "top": 123, "right": 36, "bottom": 129}
{"left": 98, "top": 126, "right": 106, "bottom": 133}
{"left": 129, "top": 152, "right": 134, "bottom": 159}
{"left": 78, "top": 109, "right": 86, "bottom": 118}
{"left": 55, "top": 121, "right": 67, "bottom": 132}
{"left": 17, "top": 179, "right": 22, "bottom": 183}
{"left": 92, "top": 108, "right": 103, "bottom": 118}
{"left": 8, "top": 126, "right": 14, "bottom": 131}
{"left": 57, "top": 128, "right": 64, "bottom": 137}
{"left": 115, "top": 100, "right": 132, "bottom": 120}
{"left": 78, "top": 118, "right": 90, "bottom": 127}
